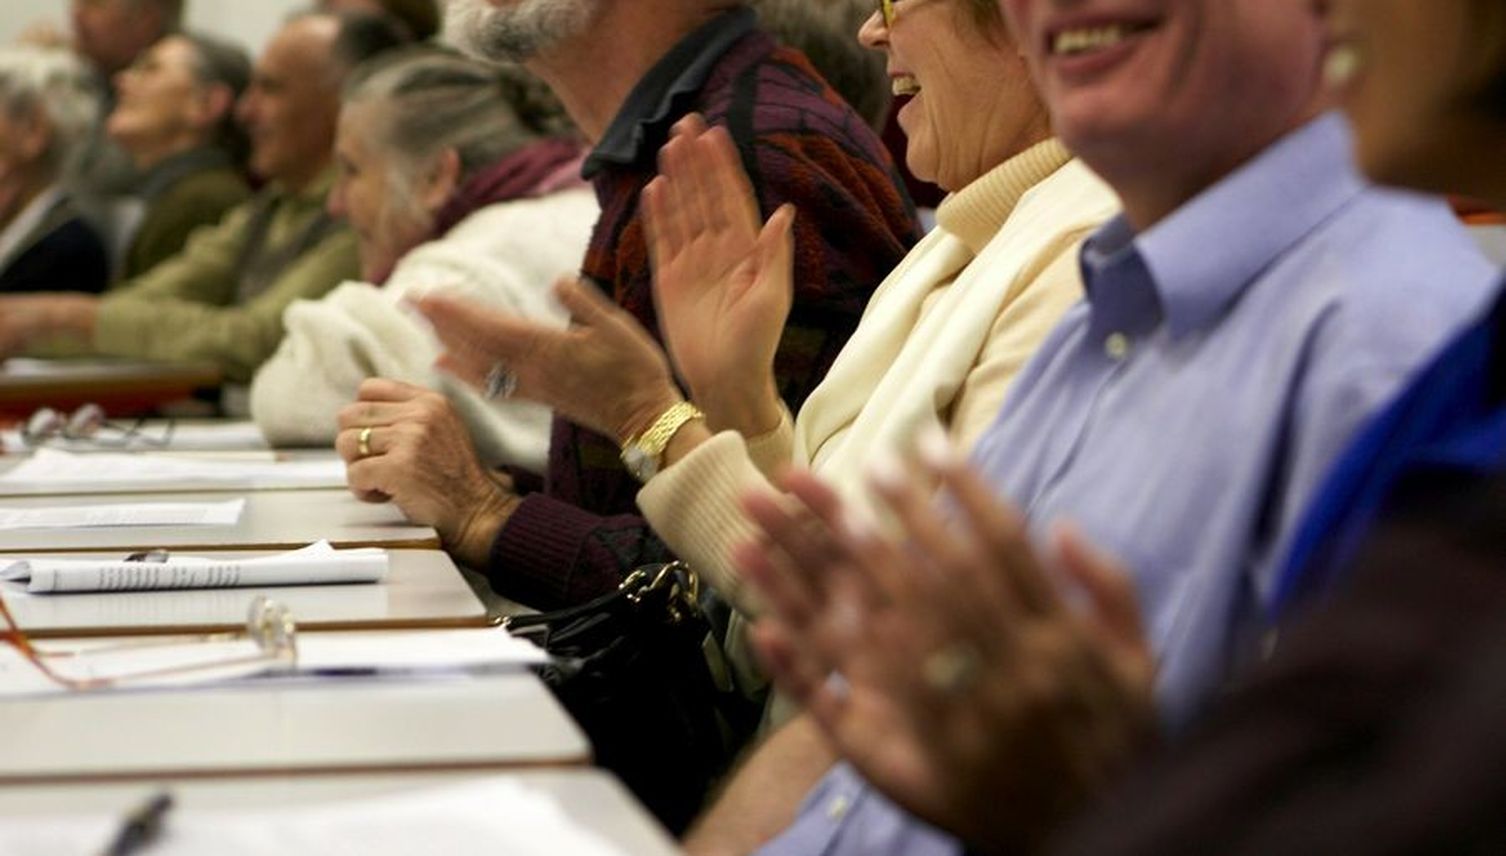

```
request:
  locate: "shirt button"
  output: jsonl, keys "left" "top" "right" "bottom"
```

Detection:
{"left": 1104, "top": 332, "right": 1131, "bottom": 360}
{"left": 827, "top": 795, "right": 851, "bottom": 821}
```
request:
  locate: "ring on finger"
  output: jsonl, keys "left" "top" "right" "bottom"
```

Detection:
{"left": 484, "top": 362, "right": 518, "bottom": 400}
{"left": 358, "top": 426, "right": 374, "bottom": 458}
{"left": 923, "top": 642, "right": 983, "bottom": 695}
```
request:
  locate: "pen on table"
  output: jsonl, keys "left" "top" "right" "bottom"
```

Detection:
{"left": 102, "top": 791, "right": 173, "bottom": 856}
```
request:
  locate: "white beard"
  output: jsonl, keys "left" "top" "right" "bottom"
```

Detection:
{"left": 441, "top": 0, "right": 603, "bottom": 62}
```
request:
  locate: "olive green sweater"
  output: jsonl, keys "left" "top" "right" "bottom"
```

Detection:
{"left": 121, "top": 154, "right": 250, "bottom": 281}
{"left": 92, "top": 170, "right": 358, "bottom": 383}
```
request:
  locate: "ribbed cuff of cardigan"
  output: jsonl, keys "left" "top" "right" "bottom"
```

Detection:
{"left": 638, "top": 430, "right": 774, "bottom": 615}
{"left": 487, "top": 493, "right": 646, "bottom": 609}
{"left": 744, "top": 405, "right": 795, "bottom": 479}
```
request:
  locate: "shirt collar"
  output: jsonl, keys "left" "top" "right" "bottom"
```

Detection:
{"left": 272, "top": 165, "right": 339, "bottom": 209}
{"left": 581, "top": 6, "right": 757, "bottom": 179}
{"left": 0, "top": 185, "right": 65, "bottom": 272}
{"left": 1081, "top": 113, "right": 1366, "bottom": 340}
{"left": 138, "top": 147, "right": 233, "bottom": 201}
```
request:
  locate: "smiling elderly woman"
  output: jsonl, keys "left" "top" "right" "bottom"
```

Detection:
{"left": 248, "top": 48, "right": 597, "bottom": 471}
{"left": 0, "top": 47, "right": 109, "bottom": 295}
{"left": 106, "top": 32, "right": 253, "bottom": 280}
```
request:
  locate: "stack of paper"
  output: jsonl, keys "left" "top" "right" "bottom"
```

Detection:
{"left": 0, "top": 499, "right": 245, "bottom": 531}
{"left": 0, "top": 449, "right": 346, "bottom": 492}
{"left": 0, "top": 541, "right": 386, "bottom": 593}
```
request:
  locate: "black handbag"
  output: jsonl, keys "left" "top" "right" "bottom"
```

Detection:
{"left": 504, "top": 562, "right": 763, "bottom": 834}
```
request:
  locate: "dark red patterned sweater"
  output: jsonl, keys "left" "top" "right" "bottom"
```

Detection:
{"left": 488, "top": 15, "right": 920, "bottom": 609}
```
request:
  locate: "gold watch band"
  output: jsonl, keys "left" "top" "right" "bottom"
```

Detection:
{"left": 621, "top": 401, "right": 705, "bottom": 480}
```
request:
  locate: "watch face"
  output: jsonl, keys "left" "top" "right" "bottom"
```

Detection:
{"left": 623, "top": 445, "right": 655, "bottom": 482}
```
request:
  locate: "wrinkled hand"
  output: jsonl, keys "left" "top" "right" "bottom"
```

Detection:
{"left": 736, "top": 448, "right": 1156, "bottom": 854}
{"left": 413, "top": 279, "right": 682, "bottom": 445}
{"left": 336, "top": 378, "right": 516, "bottom": 568}
{"left": 643, "top": 114, "right": 793, "bottom": 436}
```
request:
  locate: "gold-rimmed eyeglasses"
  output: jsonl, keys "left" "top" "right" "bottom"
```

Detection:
{"left": 0, "top": 594, "right": 297, "bottom": 691}
{"left": 878, "top": 0, "right": 895, "bottom": 26}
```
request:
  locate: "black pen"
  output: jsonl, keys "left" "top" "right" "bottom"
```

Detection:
{"left": 102, "top": 791, "right": 172, "bottom": 856}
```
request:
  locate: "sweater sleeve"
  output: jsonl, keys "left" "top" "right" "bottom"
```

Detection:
{"left": 635, "top": 430, "right": 780, "bottom": 612}
{"left": 94, "top": 226, "right": 359, "bottom": 383}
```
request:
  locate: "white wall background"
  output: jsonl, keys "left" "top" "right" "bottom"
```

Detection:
{"left": 0, "top": 0, "right": 306, "bottom": 59}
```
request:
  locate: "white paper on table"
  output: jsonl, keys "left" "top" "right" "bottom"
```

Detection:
{"left": 0, "top": 541, "right": 386, "bottom": 593}
{"left": 0, "top": 625, "right": 547, "bottom": 697}
{"left": 0, "top": 498, "right": 244, "bottom": 531}
{"left": 0, "top": 449, "right": 345, "bottom": 490}
{"left": 0, "top": 420, "right": 271, "bottom": 454}
{"left": 0, "top": 777, "right": 633, "bottom": 856}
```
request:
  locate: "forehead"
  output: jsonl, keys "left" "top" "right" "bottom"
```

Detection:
{"left": 257, "top": 19, "right": 337, "bottom": 82}
{"left": 147, "top": 36, "right": 198, "bottom": 70}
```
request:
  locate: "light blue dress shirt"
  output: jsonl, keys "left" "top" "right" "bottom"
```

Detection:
{"left": 754, "top": 114, "right": 1497, "bottom": 856}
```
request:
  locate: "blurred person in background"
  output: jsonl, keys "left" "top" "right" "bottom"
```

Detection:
{"left": 0, "top": 12, "right": 407, "bottom": 390}
{"left": 320, "top": 0, "right": 441, "bottom": 41}
{"left": 251, "top": 48, "right": 597, "bottom": 472}
{"left": 0, "top": 46, "right": 109, "bottom": 295}
{"left": 105, "top": 31, "right": 252, "bottom": 280}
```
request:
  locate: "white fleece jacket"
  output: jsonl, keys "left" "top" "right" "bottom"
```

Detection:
{"left": 249, "top": 188, "right": 598, "bottom": 472}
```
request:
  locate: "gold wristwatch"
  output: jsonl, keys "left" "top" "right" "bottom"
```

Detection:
{"left": 621, "top": 401, "right": 705, "bottom": 482}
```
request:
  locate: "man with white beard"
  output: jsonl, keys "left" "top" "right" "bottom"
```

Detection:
{"left": 334, "top": 0, "right": 921, "bottom": 832}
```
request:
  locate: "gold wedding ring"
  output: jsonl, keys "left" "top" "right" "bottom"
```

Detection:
{"left": 357, "top": 426, "right": 373, "bottom": 458}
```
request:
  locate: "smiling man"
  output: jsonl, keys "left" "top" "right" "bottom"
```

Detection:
{"left": 684, "top": 0, "right": 1499, "bottom": 853}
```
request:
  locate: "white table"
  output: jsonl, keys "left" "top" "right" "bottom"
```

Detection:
{"left": 0, "top": 770, "right": 681, "bottom": 855}
{"left": 0, "top": 673, "right": 589, "bottom": 784}
{"left": 2, "top": 549, "right": 488, "bottom": 638}
{"left": 0, "top": 488, "right": 438, "bottom": 553}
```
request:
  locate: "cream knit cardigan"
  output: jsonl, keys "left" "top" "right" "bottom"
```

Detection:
{"left": 638, "top": 140, "right": 1120, "bottom": 612}
{"left": 249, "top": 188, "right": 598, "bottom": 472}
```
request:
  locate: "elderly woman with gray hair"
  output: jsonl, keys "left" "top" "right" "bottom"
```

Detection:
{"left": 105, "top": 31, "right": 253, "bottom": 280}
{"left": 0, "top": 47, "right": 109, "bottom": 295}
{"left": 249, "top": 48, "right": 596, "bottom": 472}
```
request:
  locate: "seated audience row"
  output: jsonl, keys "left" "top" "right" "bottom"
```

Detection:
{"left": 16, "top": 0, "right": 1506, "bottom": 852}
{"left": 338, "top": 0, "right": 1501, "bottom": 852}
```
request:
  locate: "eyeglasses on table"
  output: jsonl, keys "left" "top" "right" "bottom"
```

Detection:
{"left": 0, "top": 594, "right": 297, "bottom": 691}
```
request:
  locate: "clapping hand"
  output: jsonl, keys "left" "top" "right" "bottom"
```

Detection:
{"left": 736, "top": 441, "right": 1157, "bottom": 853}
{"left": 643, "top": 114, "right": 794, "bottom": 437}
{"left": 412, "top": 278, "right": 683, "bottom": 445}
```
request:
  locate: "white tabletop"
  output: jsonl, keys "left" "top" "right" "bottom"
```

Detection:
{"left": 0, "top": 488, "right": 438, "bottom": 553}
{"left": 0, "top": 448, "right": 348, "bottom": 497}
{"left": 0, "top": 673, "right": 589, "bottom": 784}
{"left": 0, "top": 770, "right": 681, "bottom": 855}
{"left": 2, "top": 549, "right": 488, "bottom": 638}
